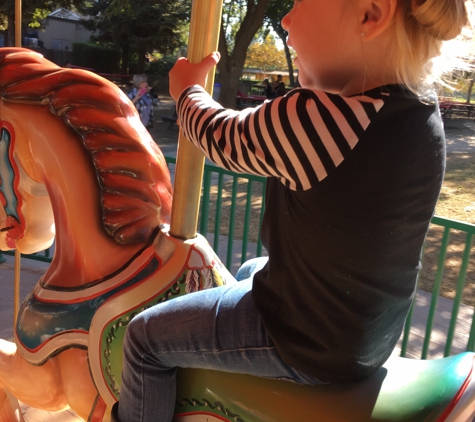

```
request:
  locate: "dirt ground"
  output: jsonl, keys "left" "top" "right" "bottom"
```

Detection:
{"left": 150, "top": 96, "right": 475, "bottom": 306}
{"left": 148, "top": 96, "right": 181, "bottom": 145}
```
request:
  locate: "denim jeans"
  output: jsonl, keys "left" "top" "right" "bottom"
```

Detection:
{"left": 118, "top": 260, "right": 325, "bottom": 422}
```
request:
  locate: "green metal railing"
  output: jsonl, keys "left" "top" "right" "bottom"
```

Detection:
{"left": 400, "top": 216, "right": 475, "bottom": 359}
{"left": 166, "top": 156, "right": 267, "bottom": 270}
{"left": 1, "top": 157, "right": 474, "bottom": 361}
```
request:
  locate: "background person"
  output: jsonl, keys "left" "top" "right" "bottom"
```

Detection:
{"left": 127, "top": 74, "right": 153, "bottom": 129}
{"left": 271, "top": 74, "right": 282, "bottom": 94}
{"left": 262, "top": 78, "right": 274, "bottom": 99}
{"left": 275, "top": 81, "right": 287, "bottom": 97}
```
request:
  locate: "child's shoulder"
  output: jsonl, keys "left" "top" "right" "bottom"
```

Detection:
{"left": 285, "top": 86, "right": 389, "bottom": 117}
{"left": 289, "top": 84, "right": 416, "bottom": 101}
{"left": 287, "top": 86, "right": 390, "bottom": 105}
{"left": 288, "top": 84, "right": 435, "bottom": 115}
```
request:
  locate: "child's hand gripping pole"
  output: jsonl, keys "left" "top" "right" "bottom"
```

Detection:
{"left": 169, "top": 0, "right": 223, "bottom": 240}
{"left": 169, "top": 52, "right": 221, "bottom": 102}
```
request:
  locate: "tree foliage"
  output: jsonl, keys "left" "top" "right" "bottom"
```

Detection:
{"left": 244, "top": 35, "right": 288, "bottom": 71}
{"left": 81, "top": 0, "right": 189, "bottom": 74}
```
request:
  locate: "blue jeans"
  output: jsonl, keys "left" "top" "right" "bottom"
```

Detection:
{"left": 118, "top": 265, "right": 324, "bottom": 421}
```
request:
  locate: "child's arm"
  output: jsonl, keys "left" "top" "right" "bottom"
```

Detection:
{"left": 175, "top": 84, "right": 385, "bottom": 191}
{"left": 169, "top": 53, "right": 385, "bottom": 191}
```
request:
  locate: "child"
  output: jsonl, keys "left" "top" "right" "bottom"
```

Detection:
{"left": 114, "top": 0, "right": 469, "bottom": 420}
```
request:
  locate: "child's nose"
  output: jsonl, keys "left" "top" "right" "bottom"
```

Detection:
{"left": 281, "top": 11, "right": 291, "bottom": 31}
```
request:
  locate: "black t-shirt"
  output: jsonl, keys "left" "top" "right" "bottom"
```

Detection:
{"left": 254, "top": 87, "right": 444, "bottom": 382}
{"left": 178, "top": 84, "right": 445, "bottom": 383}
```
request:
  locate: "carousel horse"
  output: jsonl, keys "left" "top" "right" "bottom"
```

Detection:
{"left": 1, "top": 48, "right": 475, "bottom": 422}
{"left": 0, "top": 47, "right": 235, "bottom": 421}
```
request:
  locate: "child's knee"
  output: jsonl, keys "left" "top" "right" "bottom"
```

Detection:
{"left": 123, "top": 314, "right": 148, "bottom": 356}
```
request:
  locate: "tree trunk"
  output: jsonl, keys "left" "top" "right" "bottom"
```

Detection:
{"left": 216, "top": 0, "right": 270, "bottom": 109}
{"left": 466, "top": 76, "right": 474, "bottom": 104}
{"left": 283, "top": 41, "right": 295, "bottom": 87}
{"left": 273, "top": 25, "right": 295, "bottom": 87}
{"left": 6, "top": 14, "right": 14, "bottom": 47}
{"left": 217, "top": 54, "right": 244, "bottom": 109}
{"left": 136, "top": 46, "right": 147, "bottom": 74}
{"left": 121, "top": 44, "right": 130, "bottom": 75}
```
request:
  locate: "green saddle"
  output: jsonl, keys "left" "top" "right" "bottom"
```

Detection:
{"left": 175, "top": 352, "right": 475, "bottom": 421}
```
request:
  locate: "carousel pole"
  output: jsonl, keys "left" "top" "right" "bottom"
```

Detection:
{"left": 169, "top": 0, "right": 223, "bottom": 240}
{"left": 13, "top": 0, "right": 21, "bottom": 329}
{"left": 15, "top": 0, "right": 21, "bottom": 48}
{"left": 13, "top": 251, "right": 20, "bottom": 327}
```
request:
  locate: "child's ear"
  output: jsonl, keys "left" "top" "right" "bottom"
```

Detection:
{"left": 360, "top": 0, "right": 397, "bottom": 40}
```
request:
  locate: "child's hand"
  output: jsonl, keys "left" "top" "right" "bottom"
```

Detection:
{"left": 169, "top": 52, "right": 220, "bottom": 101}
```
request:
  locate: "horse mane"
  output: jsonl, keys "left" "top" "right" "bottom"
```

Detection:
{"left": 0, "top": 48, "right": 172, "bottom": 245}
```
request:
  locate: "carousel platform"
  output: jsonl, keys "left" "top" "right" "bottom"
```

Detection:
{"left": 21, "top": 404, "right": 81, "bottom": 422}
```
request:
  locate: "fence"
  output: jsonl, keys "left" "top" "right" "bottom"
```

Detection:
{"left": 2, "top": 157, "right": 475, "bottom": 360}
{"left": 400, "top": 216, "right": 475, "bottom": 359}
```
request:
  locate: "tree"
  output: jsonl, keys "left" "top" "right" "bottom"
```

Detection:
{"left": 467, "top": 74, "right": 474, "bottom": 103}
{"left": 81, "top": 0, "right": 189, "bottom": 74}
{"left": 244, "top": 35, "right": 288, "bottom": 71}
{"left": 217, "top": 0, "right": 270, "bottom": 108}
{"left": 263, "top": 0, "right": 294, "bottom": 86}
{"left": 435, "top": 23, "right": 475, "bottom": 104}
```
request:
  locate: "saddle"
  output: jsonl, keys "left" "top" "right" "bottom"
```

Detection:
{"left": 175, "top": 352, "right": 475, "bottom": 421}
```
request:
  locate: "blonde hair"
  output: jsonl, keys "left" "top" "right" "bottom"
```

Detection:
{"left": 390, "top": 0, "right": 469, "bottom": 91}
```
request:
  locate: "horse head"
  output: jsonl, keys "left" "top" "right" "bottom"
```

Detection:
{"left": 0, "top": 48, "right": 173, "bottom": 286}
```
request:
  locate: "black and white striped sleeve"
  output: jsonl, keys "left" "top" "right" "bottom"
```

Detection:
{"left": 177, "top": 85, "right": 385, "bottom": 191}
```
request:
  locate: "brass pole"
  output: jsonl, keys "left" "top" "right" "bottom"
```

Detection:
{"left": 13, "top": 251, "right": 20, "bottom": 329}
{"left": 15, "top": 0, "right": 21, "bottom": 47}
{"left": 13, "top": 0, "right": 21, "bottom": 332}
{"left": 169, "top": 0, "right": 223, "bottom": 240}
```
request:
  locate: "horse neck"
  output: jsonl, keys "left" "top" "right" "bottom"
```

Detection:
{"left": 45, "top": 191, "right": 145, "bottom": 289}
{"left": 18, "top": 108, "right": 145, "bottom": 289}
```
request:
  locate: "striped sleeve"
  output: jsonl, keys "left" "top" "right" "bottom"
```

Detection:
{"left": 177, "top": 85, "right": 385, "bottom": 191}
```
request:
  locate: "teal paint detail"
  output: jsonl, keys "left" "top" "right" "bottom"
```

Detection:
{"left": 16, "top": 257, "right": 161, "bottom": 350}
{"left": 0, "top": 127, "right": 20, "bottom": 223}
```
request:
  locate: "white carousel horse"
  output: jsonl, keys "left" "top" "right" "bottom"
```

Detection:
{"left": 0, "top": 48, "right": 475, "bottom": 422}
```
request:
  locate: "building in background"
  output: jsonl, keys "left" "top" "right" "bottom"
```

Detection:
{"left": 38, "top": 9, "right": 94, "bottom": 51}
{"left": 21, "top": 9, "right": 96, "bottom": 67}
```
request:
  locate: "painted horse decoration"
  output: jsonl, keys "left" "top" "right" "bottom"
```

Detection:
{"left": 1, "top": 48, "right": 475, "bottom": 422}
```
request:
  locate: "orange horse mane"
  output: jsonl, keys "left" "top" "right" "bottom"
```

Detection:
{"left": 0, "top": 48, "right": 172, "bottom": 245}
